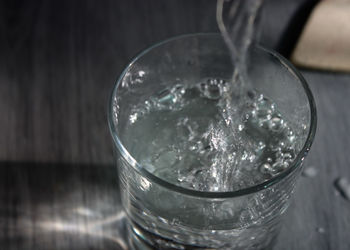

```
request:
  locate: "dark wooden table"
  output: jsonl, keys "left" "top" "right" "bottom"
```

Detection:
{"left": 1, "top": 0, "right": 349, "bottom": 249}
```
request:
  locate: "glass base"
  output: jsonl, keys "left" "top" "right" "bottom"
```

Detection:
{"left": 128, "top": 221, "right": 208, "bottom": 250}
{"left": 127, "top": 220, "right": 278, "bottom": 250}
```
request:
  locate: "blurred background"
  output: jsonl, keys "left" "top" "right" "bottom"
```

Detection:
{"left": 0, "top": 0, "right": 349, "bottom": 249}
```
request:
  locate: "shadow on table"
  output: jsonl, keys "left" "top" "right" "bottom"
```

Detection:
{"left": 0, "top": 161, "right": 128, "bottom": 250}
{"left": 0, "top": 162, "right": 301, "bottom": 249}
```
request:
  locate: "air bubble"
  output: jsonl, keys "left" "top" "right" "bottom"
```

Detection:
{"left": 256, "top": 109, "right": 272, "bottom": 120}
{"left": 269, "top": 117, "right": 284, "bottom": 132}
{"left": 272, "top": 161, "right": 288, "bottom": 172}
{"left": 283, "top": 153, "right": 293, "bottom": 160}
{"left": 259, "top": 163, "right": 273, "bottom": 174}
{"left": 247, "top": 90, "right": 255, "bottom": 99}
{"left": 257, "top": 94, "right": 264, "bottom": 102}
{"left": 197, "top": 78, "right": 228, "bottom": 100}
{"left": 241, "top": 151, "right": 248, "bottom": 161}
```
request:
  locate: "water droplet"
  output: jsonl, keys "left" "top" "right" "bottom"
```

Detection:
{"left": 302, "top": 166, "right": 318, "bottom": 178}
{"left": 316, "top": 227, "right": 325, "bottom": 234}
{"left": 334, "top": 177, "right": 350, "bottom": 201}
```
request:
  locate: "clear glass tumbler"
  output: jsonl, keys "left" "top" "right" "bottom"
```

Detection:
{"left": 108, "top": 34, "right": 316, "bottom": 249}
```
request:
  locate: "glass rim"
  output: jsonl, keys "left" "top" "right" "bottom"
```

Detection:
{"left": 108, "top": 33, "right": 317, "bottom": 199}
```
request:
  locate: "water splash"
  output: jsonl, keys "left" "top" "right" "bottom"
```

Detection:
{"left": 126, "top": 80, "right": 298, "bottom": 192}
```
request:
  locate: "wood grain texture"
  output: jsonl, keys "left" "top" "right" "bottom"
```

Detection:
{"left": 0, "top": 0, "right": 218, "bottom": 164}
{"left": 0, "top": 0, "right": 349, "bottom": 249}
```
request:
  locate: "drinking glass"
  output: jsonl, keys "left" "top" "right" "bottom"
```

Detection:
{"left": 108, "top": 33, "right": 316, "bottom": 249}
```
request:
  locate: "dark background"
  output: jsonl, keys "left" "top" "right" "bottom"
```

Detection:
{"left": 0, "top": 0, "right": 349, "bottom": 249}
